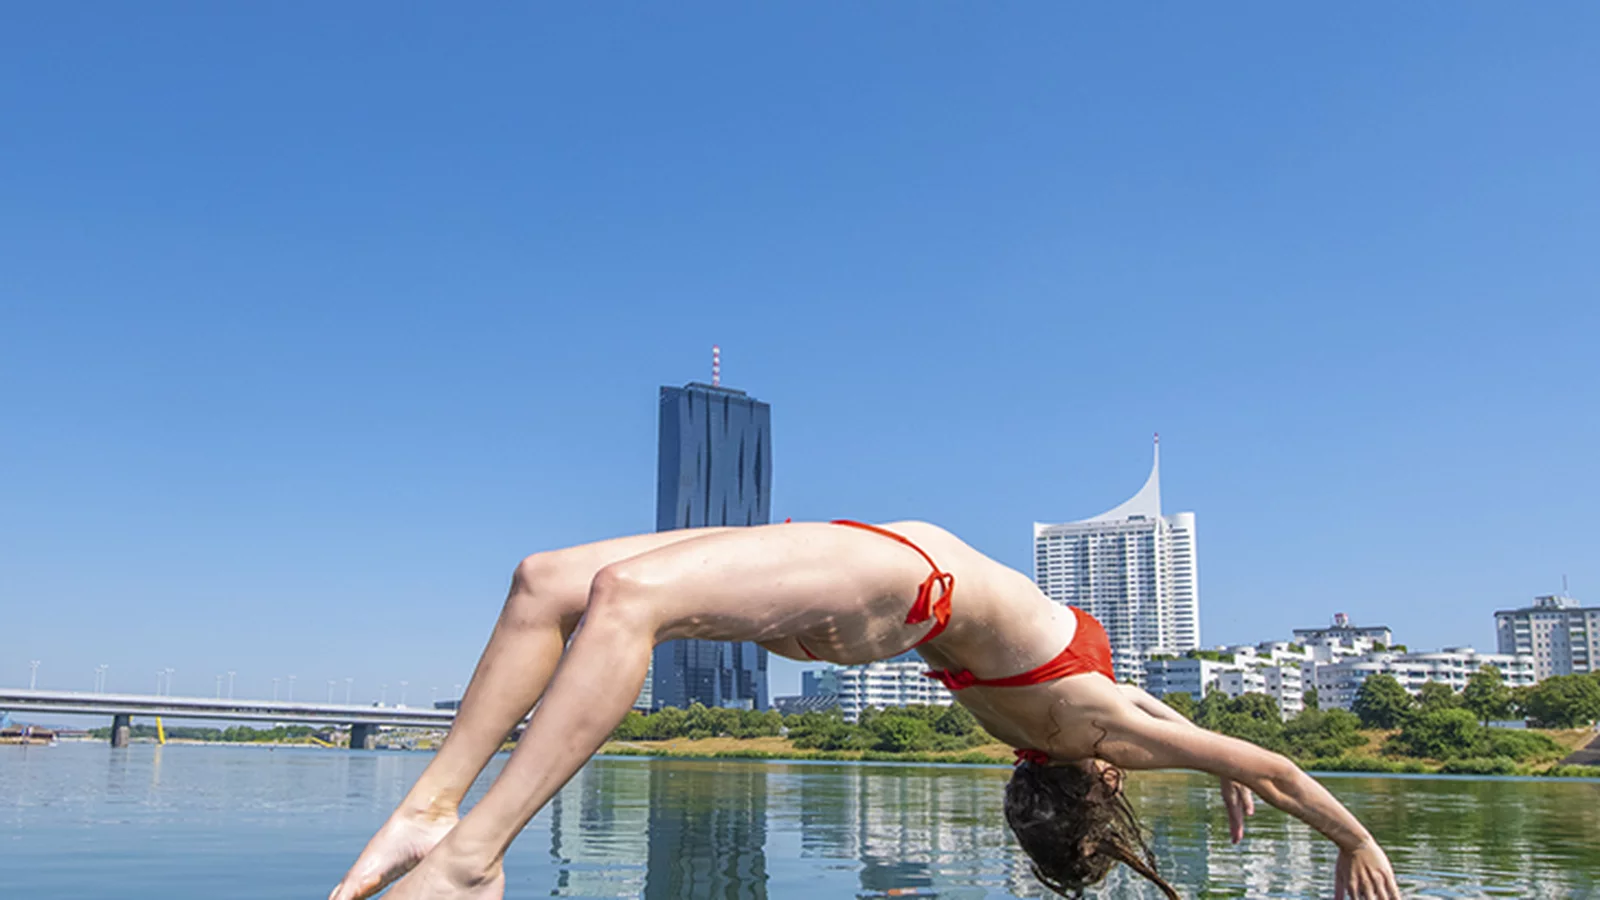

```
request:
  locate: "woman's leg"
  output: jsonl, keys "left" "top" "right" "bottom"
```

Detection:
{"left": 329, "top": 527, "right": 727, "bottom": 900}
{"left": 379, "top": 523, "right": 921, "bottom": 899}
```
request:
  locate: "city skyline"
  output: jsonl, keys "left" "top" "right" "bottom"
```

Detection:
{"left": 5, "top": 5, "right": 1596, "bottom": 701}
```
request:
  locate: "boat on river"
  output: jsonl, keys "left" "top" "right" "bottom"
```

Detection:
{"left": 0, "top": 726, "right": 58, "bottom": 746}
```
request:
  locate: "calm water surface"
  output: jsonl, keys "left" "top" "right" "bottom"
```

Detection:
{"left": 1, "top": 743, "right": 1596, "bottom": 899}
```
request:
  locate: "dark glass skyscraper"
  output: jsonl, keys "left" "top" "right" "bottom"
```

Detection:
{"left": 649, "top": 381, "right": 772, "bottom": 710}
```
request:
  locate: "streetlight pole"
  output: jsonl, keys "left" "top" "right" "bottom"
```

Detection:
{"left": 399, "top": 681, "right": 409, "bottom": 708}
{"left": 327, "top": 680, "right": 336, "bottom": 703}
{"left": 380, "top": 683, "right": 387, "bottom": 706}
{"left": 287, "top": 675, "right": 296, "bottom": 702}
{"left": 345, "top": 677, "right": 353, "bottom": 704}
{"left": 216, "top": 675, "right": 224, "bottom": 699}
{"left": 156, "top": 670, "right": 164, "bottom": 695}
{"left": 272, "top": 677, "right": 280, "bottom": 701}
{"left": 165, "top": 668, "right": 175, "bottom": 696}
{"left": 227, "top": 671, "right": 236, "bottom": 699}
{"left": 28, "top": 660, "right": 40, "bottom": 690}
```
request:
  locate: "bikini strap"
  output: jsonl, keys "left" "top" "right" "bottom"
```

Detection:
{"left": 831, "top": 519, "right": 954, "bottom": 646}
{"left": 1014, "top": 748, "right": 1051, "bottom": 767}
{"left": 923, "top": 607, "right": 1114, "bottom": 691}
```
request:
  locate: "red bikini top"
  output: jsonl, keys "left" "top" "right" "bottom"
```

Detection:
{"left": 790, "top": 518, "right": 1112, "bottom": 766}
{"left": 833, "top": 520, "right": 954, "bottom": 646}
{"left": 794, "top": 520, "right": 953, "bottom": 660}
{"left": 923, "top": 606, "right": 1115, "bottom": 692}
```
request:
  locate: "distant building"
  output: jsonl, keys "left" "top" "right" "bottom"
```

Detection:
{"left": 802, "top": 669, "right": 840, "bottom": 698}
{"left": 834, "top": 655, "right": 953, "bottom": 724}
{"left": 1145, "top": 657, "right": 1238, "bottom": 702}
{"left": 774, "top": 694, "right": 838, "bottom": 716}
{"left": 648, "top": 374, "right": 774, "bottom": 711}
{"left": 1495, "top": 594, "right": 1599, "bottom": 681}
{"left": 1111, "top": 647, "right": 1148, "bottom": 688}
{"left": 1292, "top": 613, "right": 1393, "bottom": 649}
{"left": 1144, "top": 649, "right": 1305, "bottom": 719}
{"left": 1216, "top": 666, "right": 1305, "bottom": 719}
{"left": 1034, "top": 437, "right": 1200, "bottom": 663}
{"left": 1315, "top": 647, "right": 1535, "bottom": 711}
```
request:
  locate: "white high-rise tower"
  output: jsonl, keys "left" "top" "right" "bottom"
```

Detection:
{"left": 1033, "top": 437, "right": 1200, "bottom": 675}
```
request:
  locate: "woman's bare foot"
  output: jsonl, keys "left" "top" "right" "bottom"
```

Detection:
{"left": 329, "top": 807, "right": 459, "bottom": 900}
{"left": 379, "top": 846, "right": 505, "bottom": 900}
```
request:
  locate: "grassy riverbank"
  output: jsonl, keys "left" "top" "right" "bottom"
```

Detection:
{"left": 601, "top": 735, "right": 1015, "bottom": 765}
{"left": 598, "top": 728, "right": 1599, "bottom": 776}
{"left": 1292, "top": 726, "right": 1596, "bottom": 777}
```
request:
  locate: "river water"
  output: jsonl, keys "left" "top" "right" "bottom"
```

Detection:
{"left": 1, "top": 743, "right": 1595, "bottom": 898}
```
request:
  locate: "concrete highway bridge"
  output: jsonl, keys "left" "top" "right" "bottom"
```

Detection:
{"left": 0, "top": 688, "right": 456, "bottom": 749}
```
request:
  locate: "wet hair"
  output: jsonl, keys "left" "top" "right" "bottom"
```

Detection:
{"left": 1004, "top": 758, "right": 1179, "bottom": 900}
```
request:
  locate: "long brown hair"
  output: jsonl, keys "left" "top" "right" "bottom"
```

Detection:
{"left": 1004, "top": 759, "right": 1180, "bottom": 899}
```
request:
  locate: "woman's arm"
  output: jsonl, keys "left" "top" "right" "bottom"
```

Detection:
{"left": 1117, "top": 684, "right": 1200, "bottom": 726}
{"left": 1115, "top": 685, "right": 1256, "bottom": 842}
{"left": 1099, "top": 712, "right": 1401, "bottom": 900}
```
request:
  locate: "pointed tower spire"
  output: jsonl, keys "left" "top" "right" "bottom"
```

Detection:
{"left": 1081, "top": 434, "right": 1162, "bottom": 522}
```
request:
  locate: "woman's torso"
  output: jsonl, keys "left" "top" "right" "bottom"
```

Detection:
{"left": 760, "top": 520, "right": 1122, "bottom": 757}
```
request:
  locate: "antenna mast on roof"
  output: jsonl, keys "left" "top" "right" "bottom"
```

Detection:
{"left": 712, "top": 344, "right": 721, "bottom": 387}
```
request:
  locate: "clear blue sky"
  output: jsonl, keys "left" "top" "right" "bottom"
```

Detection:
{"left": 3, "top": 5, "right": 1596, "bottom": 703}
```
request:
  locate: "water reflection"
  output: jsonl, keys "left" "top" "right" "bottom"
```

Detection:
{"left": 533, "top": 760, "right": 1600, "bottom": 900}
{"left": 545, "top": 760, "right": 769, "bottom": 898}
{"left": 3, "top": 746, "right": 1597, "bottom": 900}
{"left": 1320, "top": 775, "right": 1600, "bottom": 900}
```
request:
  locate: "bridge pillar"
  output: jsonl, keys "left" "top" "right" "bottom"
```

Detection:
{"left": 111, "top": 714, "right": 131, "bottom": 748}
{"left": 350, "top": 724, "right": 377, "bottom": 750}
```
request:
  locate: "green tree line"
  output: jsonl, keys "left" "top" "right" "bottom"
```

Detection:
{"left": 610, "top": 702, "right": 991, "bottom": 754}
{"left": 88, "top": 724, "right": 320, "bottom": 742}
{"left": 1162, "top": 666, "right": 1599, "bottom": 775}
{"left": 1350, "top": 667, "right": 1600, "bottom": 730}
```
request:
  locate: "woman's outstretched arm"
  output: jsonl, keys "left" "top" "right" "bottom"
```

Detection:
{"left": 1115, "top": 685, "right": 1256, "bottom": 842}
{"left": 1099, "top": 713, "right": 1401, "bottom": 900}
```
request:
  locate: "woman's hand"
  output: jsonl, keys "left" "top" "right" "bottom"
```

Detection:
{"left": 1219, "top": 776, "right": 1255, "bottom": 843}
{"left": 1335, "top": 841, "right": 1401, "bottom": 900}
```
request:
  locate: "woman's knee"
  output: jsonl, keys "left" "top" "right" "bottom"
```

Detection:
{"left": 584, "top": 564, "right": 658, "bottom": 630}
{"left": 501, "top": 552, "right": 580, "bottom": 630}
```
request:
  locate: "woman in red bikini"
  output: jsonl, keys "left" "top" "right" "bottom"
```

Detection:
{"left": 330, "top": 521, "right": 1401, "bottom": 900}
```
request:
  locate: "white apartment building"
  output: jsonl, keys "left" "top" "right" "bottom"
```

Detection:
{"left": 833, "top": 657, "right": 953, "bottom": 723}
{"left": 1145, "top": 657, "right": 1237, "bottom": 701}
{"left": 1315, "top": 647, "right": 1536, "bottom": 711}
{"left": 1111, "top": 647, "right": 1147, "bottom": 688}
{"left": 1034, "top": 437, "right": 1200, "bottom": 665}
{"left": 1263, "top": 665, "right": 1305, "bottom": 717}
{"left": 1495, "top": 594, "right": 1599, "bottom": 680}
{"left": 1146, "top": 651, "right": 1305, "bottom": 719}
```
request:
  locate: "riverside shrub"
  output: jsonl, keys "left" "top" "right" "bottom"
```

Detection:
{"left": 1282, "top": 709, "right": 1365, "bottom": 760}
